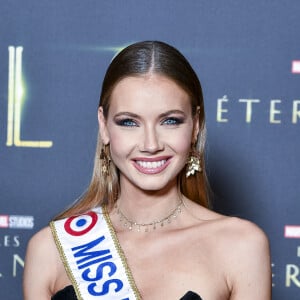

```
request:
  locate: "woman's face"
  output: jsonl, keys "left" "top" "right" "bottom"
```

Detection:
{"left": 98, "top": 74, "right": 199, "bottom": 193}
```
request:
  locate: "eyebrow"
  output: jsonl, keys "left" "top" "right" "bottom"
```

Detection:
{"left": 113, "top": 110, "right": 186, "bottom": 119}
{"left": 113, "top": 112, "right": 140, "bottom": 119}
{"left": 159, "top": 110, "right": 186, "bottom": 118}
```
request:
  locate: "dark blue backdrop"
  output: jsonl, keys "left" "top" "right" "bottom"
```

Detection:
{"left": 0, "top": 1, "right": 299, "bottom": 299}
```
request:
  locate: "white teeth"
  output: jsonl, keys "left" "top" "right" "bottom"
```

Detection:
{"left": 136, "top": 160, "right": 167, "bottom": 169}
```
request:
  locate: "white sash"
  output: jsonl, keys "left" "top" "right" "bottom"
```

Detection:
{"left": 50, "top": 207, "right": 140, "bottom": 300}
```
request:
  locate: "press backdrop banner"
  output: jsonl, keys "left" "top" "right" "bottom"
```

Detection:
{"left": 0, "top": 1, "right": 299, "bottom": 299}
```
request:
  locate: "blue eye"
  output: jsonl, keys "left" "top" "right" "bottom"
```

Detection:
{"left": 116, "top": 119, "right": 138, "bottom": 127}
{"left": 162, "top": 117, "right": 183, "bottom": 125}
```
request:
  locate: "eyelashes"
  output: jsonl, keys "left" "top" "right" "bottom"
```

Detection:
{"left": 161, "top": 117, "right": 184, "bottom": 125}
{"left": 114, "top": 117, "right": 185, "bottom": 127}
{"left": 115, "top": 118, "right": 137, "bottom": 127}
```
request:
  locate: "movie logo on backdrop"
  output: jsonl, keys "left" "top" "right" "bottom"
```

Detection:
{"left": 0, "top": 215, "right": 34, "bottom": 229}
{"left": 283, "top": 60, "right": 300, "bottom": 290}
{"left": 2, "top": 46, "right": 300, "bottom": 153}
{"left": 0, "top": 46, "right": 49, "bottom": 282}
{"left": 0, "top": 214, "right": 34, "bottom": 279}
{"left": 216, "top": 60, "right": 300, "bottom": 124}
{"left": 6, "top": 46, "right": 53, "bottom": 149}
{"left": 270, "top": 226, "right": 300, "bottom": 289}
{"left": 284, "top": 226, "right": 300, "bottom": 288}
{"left": 216, "top": 96, "right": 300, "bottom": 124}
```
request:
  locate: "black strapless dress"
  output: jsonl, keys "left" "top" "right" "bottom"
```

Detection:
{"left": 52, "top": 285, "right": 203, "bottom": 300}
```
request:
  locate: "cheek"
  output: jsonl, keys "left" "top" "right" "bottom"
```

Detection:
{"left": 109, "top": 134, "right": 122, "bottom": 153}
{"left": 166, "top": 129, "right": 193, "bottom": 154}
{"left": 108, "top": 130, "right": 133, "bottom": 161}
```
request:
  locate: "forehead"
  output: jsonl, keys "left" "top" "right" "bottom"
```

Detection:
{"left": 108, "top": 75, "right": 191, "bottom": 115}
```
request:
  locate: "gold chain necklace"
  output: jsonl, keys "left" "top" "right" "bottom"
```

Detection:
{"left": 116, "top": 200, "right": 183, "bottom": 232}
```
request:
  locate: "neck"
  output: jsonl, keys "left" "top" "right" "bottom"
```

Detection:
{"left": 116, "top": 178, "right": 181, "bottom": 225}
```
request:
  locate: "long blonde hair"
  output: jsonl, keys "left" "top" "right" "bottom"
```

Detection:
{"left": 55, "top": 41, "right": 210, "bottom": 219}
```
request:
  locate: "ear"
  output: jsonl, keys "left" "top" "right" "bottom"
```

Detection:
{"left": 192, "top": 106, "right": 200, "bottom": 143}
{"left": 98, "top": 107, "right": 110, "bottom": 145}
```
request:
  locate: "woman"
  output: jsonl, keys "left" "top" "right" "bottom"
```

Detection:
{"left": 23, "top": 41, "right": 271, "bottom": 300}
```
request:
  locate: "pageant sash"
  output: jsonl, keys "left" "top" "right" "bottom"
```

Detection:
{"left": 50, "top": 207, "right": 140, "bottom": 300}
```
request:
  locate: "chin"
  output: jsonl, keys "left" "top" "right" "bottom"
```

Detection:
{"left": 121, "top": 167, "right": 181, "bottom": 192}
{"left": 133, "top": 177, "right": 176, "bottom": 192}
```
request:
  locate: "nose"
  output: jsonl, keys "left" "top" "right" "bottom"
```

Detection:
{"left": 140, "top": 125, "right": 163, "bottom": 153}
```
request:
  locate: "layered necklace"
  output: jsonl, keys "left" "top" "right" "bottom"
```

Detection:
{"left": 116, "top": 199, "right": 183, "bottom": 232}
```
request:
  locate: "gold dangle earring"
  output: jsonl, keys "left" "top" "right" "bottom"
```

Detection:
{"left": 186, "top": 143, "right": 202, "bottom": 177}
{"left": 100, "top": 145, "right": 111, "bottom": 177}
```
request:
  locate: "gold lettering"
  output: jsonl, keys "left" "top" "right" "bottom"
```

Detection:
{"left": 238, "top": 99, "right": 260, "bottom": 123}
{"left": 217, "top": 95, "right": 229, "bottom": 122}
{"left": 286, "top": 264, "right": 300, "bottom": 287}
{"left": 292, "top": 100, "right": 300, "bottom": 124}
{"left": 6, "top": 47, "right": 15, "bottom": 146}
{"left": 270, "top": 100, "right": 282, "bottom": 124}
{"left": 13, "top": 254, "right": 24, "bottom": 277}
{"left": 6, "top": 46, "right": 53, "bottom": 148}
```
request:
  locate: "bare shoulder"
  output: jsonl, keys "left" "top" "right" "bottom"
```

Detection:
{"left": 27, "top": 225, "right": 55, "bottom": 249}
{"left": 186, "top": 202, "right": 271, "bottom": 299}
{"left": 223, "top": 217, "right": 270, "bottom": 275}
{"left": 201, "top": 212, "right": 271, "bottom": 298}
{"left": 185, "top": 200, "right": 269, "bottom": 248}
{"left": 220, "top": 216, "right": 271, "bottom": 265}
{"left": 25, "top": 226, "right": 59, "bottom": 265}
{"left": 202, "top": 208, "right": 270, "bottom": 257}
{"left": 23, "top": 226, "right": 60, "bottom": 299}
{"left": 218, "top": 215, "right": 269, "bottom": 246}
{"left": 224, "top": 217, "right": 271, "bottom": 297}
{"left": 184, "top": 199, "right": 270, "bottom": 270}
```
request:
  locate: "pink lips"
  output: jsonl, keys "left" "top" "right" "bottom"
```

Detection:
{"left": 132, "top": 156, "right": 171, "bottom": 174}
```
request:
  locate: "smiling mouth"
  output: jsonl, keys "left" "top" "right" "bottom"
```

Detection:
{"left": 133, "top": 157, "right": 171, "bottom": 174}
{"left": 136, "top": 159, "right": 167, "bottom": 169}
